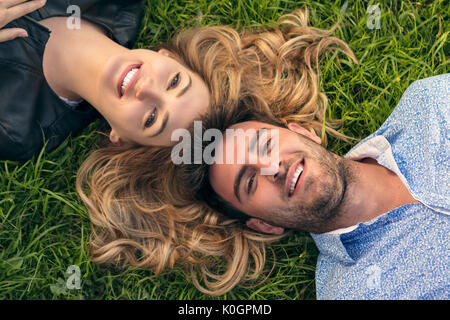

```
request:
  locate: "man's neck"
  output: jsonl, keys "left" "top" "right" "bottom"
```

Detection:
{"left": 40, "top": 17, "right": 127, "bottom": 105}
{"left": 332, "top": 157, "right": 418, "bottom": 231}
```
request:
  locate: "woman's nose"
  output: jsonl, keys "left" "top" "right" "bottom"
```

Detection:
{"left": 135, "top": 76, "right": 158, "bottom": 101}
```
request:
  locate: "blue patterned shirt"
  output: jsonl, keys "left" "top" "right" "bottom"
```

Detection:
{"left": 311, "top": 74, "right": 449, "bottom": 300}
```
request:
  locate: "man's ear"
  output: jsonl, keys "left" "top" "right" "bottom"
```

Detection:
{"left": 109, "top": 129, "right": 131, "bottom": 147}
{"left": 287, "top": 123, "right": 321, "bottom": 145}
{"left": 246, "top": 218, "right": 284, "bottom": 235}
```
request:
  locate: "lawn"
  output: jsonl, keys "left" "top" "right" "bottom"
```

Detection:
{"left": 0, "top": 0, "right": 448, "bottom": 300}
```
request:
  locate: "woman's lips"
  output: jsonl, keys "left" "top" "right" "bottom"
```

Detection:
{"left": 117, "top": 64, "right": 142, "bottom": 98}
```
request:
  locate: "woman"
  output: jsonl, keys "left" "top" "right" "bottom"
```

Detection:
{"left": 0, "top": 0, "right": 210, "bottom": 161}
{"left": 75, "top": 7, "right": 358, "bottom": 295}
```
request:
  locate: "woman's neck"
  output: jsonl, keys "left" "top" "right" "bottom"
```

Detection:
{"left": 40, "top": 17, "right": 127, "bottom": 104}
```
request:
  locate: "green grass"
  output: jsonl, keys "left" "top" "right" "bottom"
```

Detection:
{"left": 0, "top": 0, "right": 448, "bottom": 300}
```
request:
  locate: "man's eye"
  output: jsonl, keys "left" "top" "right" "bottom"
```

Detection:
{"left": 247, "top": 174, "right": 256, "bottom": 194}
{"left": 144, "top": 111, "right": 156, "bottom": 128}
{"left": 260, "top": 137, "right": 272, "bottom": 156}
{"left": 168, "top": 73, "right": 180, "bottom": 90}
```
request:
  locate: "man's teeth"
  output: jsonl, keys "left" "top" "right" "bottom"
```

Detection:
{"left": 289, "top": 164, "right": 304, "bottom": 195}
{"left": 121, "top": 68, "right": 139, "bottom": 95}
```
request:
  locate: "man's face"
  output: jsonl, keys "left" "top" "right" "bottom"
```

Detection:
{"left": 209, "top": 121, "right": 349, "bottom": 234}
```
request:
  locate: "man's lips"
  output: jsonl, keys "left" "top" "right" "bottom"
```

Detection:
{"left": 117, "top": 64, "right": 142, "bottom": 98}
{"left": 285, "top": 158, "right": 306, "bottom": 198}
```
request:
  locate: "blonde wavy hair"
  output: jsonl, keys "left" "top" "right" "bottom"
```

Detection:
{"left": 76, "top": 8, "right": 357, "bottom": 295}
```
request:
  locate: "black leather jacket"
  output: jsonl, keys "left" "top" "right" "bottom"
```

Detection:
{"left": 0, "top": 0, "right": 145, "bottom": 161}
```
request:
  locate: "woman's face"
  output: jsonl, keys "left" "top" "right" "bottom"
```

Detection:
{"left": 97, "top": 48, "right": 210, "bottom": 146}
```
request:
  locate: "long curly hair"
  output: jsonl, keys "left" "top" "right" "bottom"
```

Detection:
{"left": 76, "top": 8, "right": 357, "bottom": 295}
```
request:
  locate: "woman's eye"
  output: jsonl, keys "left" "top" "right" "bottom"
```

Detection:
{"left": 247, "top": 174, "right": 256, "bottom": 194}
{"left": 168, "top": 73, "right": 180, "bottom": 90}
{"left": 144, "top": 111, "right": 156, "bottom": 128}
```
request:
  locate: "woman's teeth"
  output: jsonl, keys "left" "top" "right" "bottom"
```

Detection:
{"left": 289, "top": 164, "right": 304, "bottom": 196}
{"left": 121, "top": 68, "right": 139, "bottom": 95}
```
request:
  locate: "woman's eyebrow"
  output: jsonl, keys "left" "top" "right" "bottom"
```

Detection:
{"left": 148, "top": 112, "right": 169, "bottom": 138}
{"left": 176, "top": 74, "right": 192, "bottom": 98}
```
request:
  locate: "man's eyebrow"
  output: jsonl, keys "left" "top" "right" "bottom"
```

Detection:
{"left": 176, "top": 74, "right": 192, "bottom": 98}
{"left": 148, "top": 112, "right": 169, "bottom": 138}
{"left": 234, "top": 165, "right": 249, "bottom": 204}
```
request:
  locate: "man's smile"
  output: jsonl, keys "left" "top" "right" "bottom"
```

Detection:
{"left": 286, "top": 158, "right": 305, "bottom": 198}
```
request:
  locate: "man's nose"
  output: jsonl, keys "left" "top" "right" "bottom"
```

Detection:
{"left": 261, "top": 160, "right": 285, "bottom": 184}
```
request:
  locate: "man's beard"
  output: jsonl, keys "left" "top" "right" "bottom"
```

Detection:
{"left": 292, "top": 158, "right": 351, "bottom": 233}
{"left": 268, "top": 141, "right": 353, "bottom": 234}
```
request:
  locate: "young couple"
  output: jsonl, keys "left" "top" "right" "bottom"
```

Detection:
{"left": 2, "top": 0, "right": 446, "bottom": 299}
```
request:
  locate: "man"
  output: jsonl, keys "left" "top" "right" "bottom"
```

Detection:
{"left": 183, "top": 74, "right": 449, "bottom": 299}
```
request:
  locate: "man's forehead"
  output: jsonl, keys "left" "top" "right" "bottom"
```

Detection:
{"left": 220, "top": 121, "right": 279, "bottom": 147}
{"left": 212, "top": 121, "right": 278, "bottom": 158}
{"left": 228, "top": 121, "right": 278, "bottom": 132}
{"left": 208, "top": 120, "right": 280, "bottom": 171}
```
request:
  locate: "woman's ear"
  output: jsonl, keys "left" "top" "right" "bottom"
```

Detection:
{"left": 109, "top": 129, "right": 120, "bottom": 144}
{"left": 109, "top": 129, "right": 130, "bottom": 147}
{"left": 246, "top": 218, "right": 284, "bottom": 235}
{"left": 158, "top": 48, "right": 176, "bottom": 59}
{"left": 287, "top": 123, "right": 321, "bottom": 144}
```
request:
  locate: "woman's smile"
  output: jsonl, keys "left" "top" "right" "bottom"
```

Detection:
{"left": 118, "top": 64, "right": 142, "bottom": 98}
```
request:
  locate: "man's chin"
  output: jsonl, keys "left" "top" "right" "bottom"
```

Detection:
{"left": 287, "top": 179, "right": 347, "bottom": 233}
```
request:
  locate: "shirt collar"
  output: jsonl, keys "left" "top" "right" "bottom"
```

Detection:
{"left": 310, "top": 232, "right": 355, "bottom": 264}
